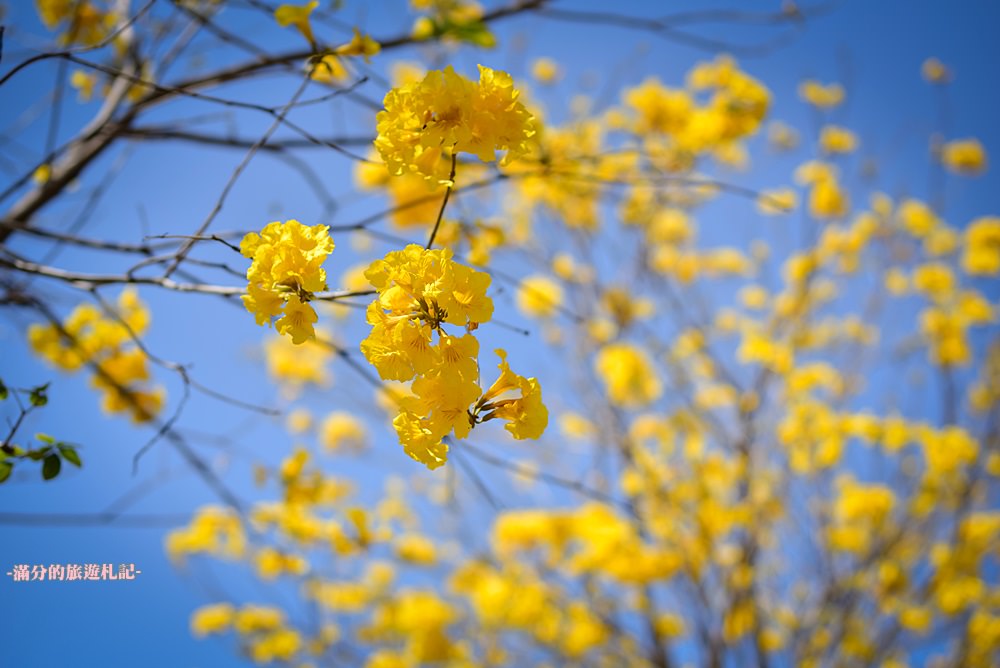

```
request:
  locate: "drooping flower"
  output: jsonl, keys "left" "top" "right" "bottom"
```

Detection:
{"left": 274, "top": 1, "right": 319, "bottom": 46}
{"left": 335, "top": 28, "right": 381, "bottom": 62}
{"left": 476, "top": 349, "right": 549, "bottom": 440}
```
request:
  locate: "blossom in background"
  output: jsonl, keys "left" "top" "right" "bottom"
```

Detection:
{"left": 940, "top": 138, "right": 988, "bottom": 175}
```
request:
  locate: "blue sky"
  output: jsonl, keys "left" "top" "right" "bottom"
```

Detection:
{"left": 1, "top": 0, "right": 999, "bottom": 666}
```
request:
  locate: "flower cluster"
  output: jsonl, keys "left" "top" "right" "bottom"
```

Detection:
{"left": 191, "top": 602, "right": 302, "bottom": 663}
{"left": 28, "top": 289, "right": 164, "bottom": 423}
{"left": 620, "top": 55, "right": 771, "bottom": 157}
{"left": 374, "top": 65, "right": 535, "bottom": 182}
{"left": 309, "top": 29, "right": 382, "bottom": 85}
{"left": 409, "top": 0, "right": 495, "bottom": 47}
{"left": 241, "top": 220, "right": 335, "bottom": 345}
{"left": 594, "top": 342, "right": 663, "bottom": 409}
{"left": 35, "top": 0, "right": 115, "bottom": 46}
{"left": 361, "top": 244, "right": 546, "bottom": 468}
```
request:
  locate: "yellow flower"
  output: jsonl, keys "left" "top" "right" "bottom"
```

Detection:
{"left": 35, "top": 0, "right": 114, "bottom": 46}
{"left": 32, "top": 164, "right": 52, "bottom": 185}
{"left": 739, "top": 285, "right": 769, "bottom": 310}
{"left": 798, "top": 79, "right": 844, "bottom": 108}
{"left": 899, "top": 606, "right": 933, "bottom": 634}
{"left": 739, "top": 330, "right": 794, "bottom": 374}
{"left": 309, "top": 54, "right": 349, "bottom": 85}
{"left": 516, "top": 275, "right": 563, "bottom": 319}
{"left": 922, "top": 57, "right": 950, "bottom": 84}
{"left": 940, "top": 138, "right": 987, "bottom": 175}
{"left": 335, "top": 28, "right": 381, "bottom": 63}
{"left": 478, "top": 349, "right": 548, "bottom": 440}
{"left": 912, "top": 263, "right": 955, "bottom": 302}
{"left": 359, "top": 244, "right": 540, "bottom": 467}
{"left": 166, "top": 506, "right": 246, "bottom": 563}
{"left": 274, "top": 1, "right": 319, "bottom": 46}
{"left": 602, "top": 287, "right": 654, "bottom": 330}
{"left": 374, "top": 65, "right": 536, "bottom": 181}
{"left": 264, "top": 333, "right": 332, "bottom": 394}
{"left": 285, "top": 408, "right": 312, "bottom": 434}
{"left": 794, "top": 160, "right": 837, "bottom": 185}
{"left": 249, "top": 628, "right": 302, "bottom": 663}
{"left": 392, "top": 411, "right": 449, "bottom": 469}
{"left": 254, "top": 547, "right": 308, "bottom": 580}
{"left": 827, "top": 477, "right": 896, "bottom": 554}
{"left": 361, "top": 245, "right": 492, "bottom": 381}
{"left": 241, "top": 220, "right": 334, "bottom": 344}
{"left": 190, "top": 603, "right": 234, "bottom": 637}
{"left": 394, "top": 534, "right": 438, "bottom": 565}
{"left": 655, "top": 613, "right": 686, "bottom": 639}
{"left": 559, "top": 412, "right": 596, "bottom": 440}
{"left": 924, "top": 226, "right": 958, "bottom": 256}
{"left": 319, "top": 411, "right": 367, "bottom": 452}
{"left": 595, "top": 343, "right": 662, "bottom": 408}
{"left": 808, "top": 177, "right": 849, "bottom": 219}
{"left": 897, "top": 199, "right": 939, "bottom": 237}
{"left": 29, "top": 290, "right": 165, "bottom": 423}
{"left": 884, "top": 268, "right": 910, "bottom": 295}
{"left": 920, "top": 307, "right": 969, "bottom": 366}
{"left": 531, "top": 57, "right": 561, "bottom": 85}
{"left": 819, "top": 125, "right": 859, "bottom": 154}
{"left": 412, "top": 370, "right": 482, "bottom": 439}
{"left": 276, "top": 294, "right": 319, "bottom": 345}
{"left": 624, "top": 77, "right": 693, "bottom": 136}
{"left": 963, "top": 217, "right": 1000, "bottom": 275}
{"left": 70, "top": 69, "right": 96, "bottom": 102}
{"left": 234, "top": 605, "right": 285, "bottom": 635}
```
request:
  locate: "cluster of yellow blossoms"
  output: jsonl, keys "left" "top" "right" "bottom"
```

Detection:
{"left": 29, "top": 289, "right": 164, "bottom": 423}
{"left": 35, "top": 0, "right": 115, "bottom": 46}
{"left": 409, "top": 0, "right": 494, "bottom": 47}
{"left": 191, "top": 603, "right": 303, "bottom": 663}
{"left": 622, "top": 55, "right": 770, "bottom": 161}
{"left": 361, "top": 245, "right": 546, "bottom": 468}
{"left": 241, "top": 220, "right": 335, "bottom": 345}
{"left": 263, "top": 333, "right": 333, "bottom": 397}
{"left": 374, "top": 65, "right": 536, "bottom": 182}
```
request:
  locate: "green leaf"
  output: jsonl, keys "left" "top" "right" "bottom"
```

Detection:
{"left": 441, "top": 18, "right": 496, "bottom": 48}
{"left": 29, "top": 383, "right": 49, "bottom": 407}
{"left": 26, "top": 447, "right": 51, "bottom": 461}
{"left": 58, "top": 445, "right": 82, "bottom": 468}
{"left": 42, "top": 454, "right": 61, "bottom": 481}
{"left": 0, "top": 378, "right": 8, "bottom": 400}
{"left": 0, "top": 461, "right": 11, "bottom": 483}
{"left": 36, "top": 433, "right": 55, "bottom": 445}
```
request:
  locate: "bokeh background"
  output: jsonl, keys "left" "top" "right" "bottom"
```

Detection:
{"left": 1, "top": 0, "right": 999, "bottom": 665}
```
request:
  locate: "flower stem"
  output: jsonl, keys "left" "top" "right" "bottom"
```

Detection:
{"left": 425, "top": 152, "right": 458, "bottom": 249}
